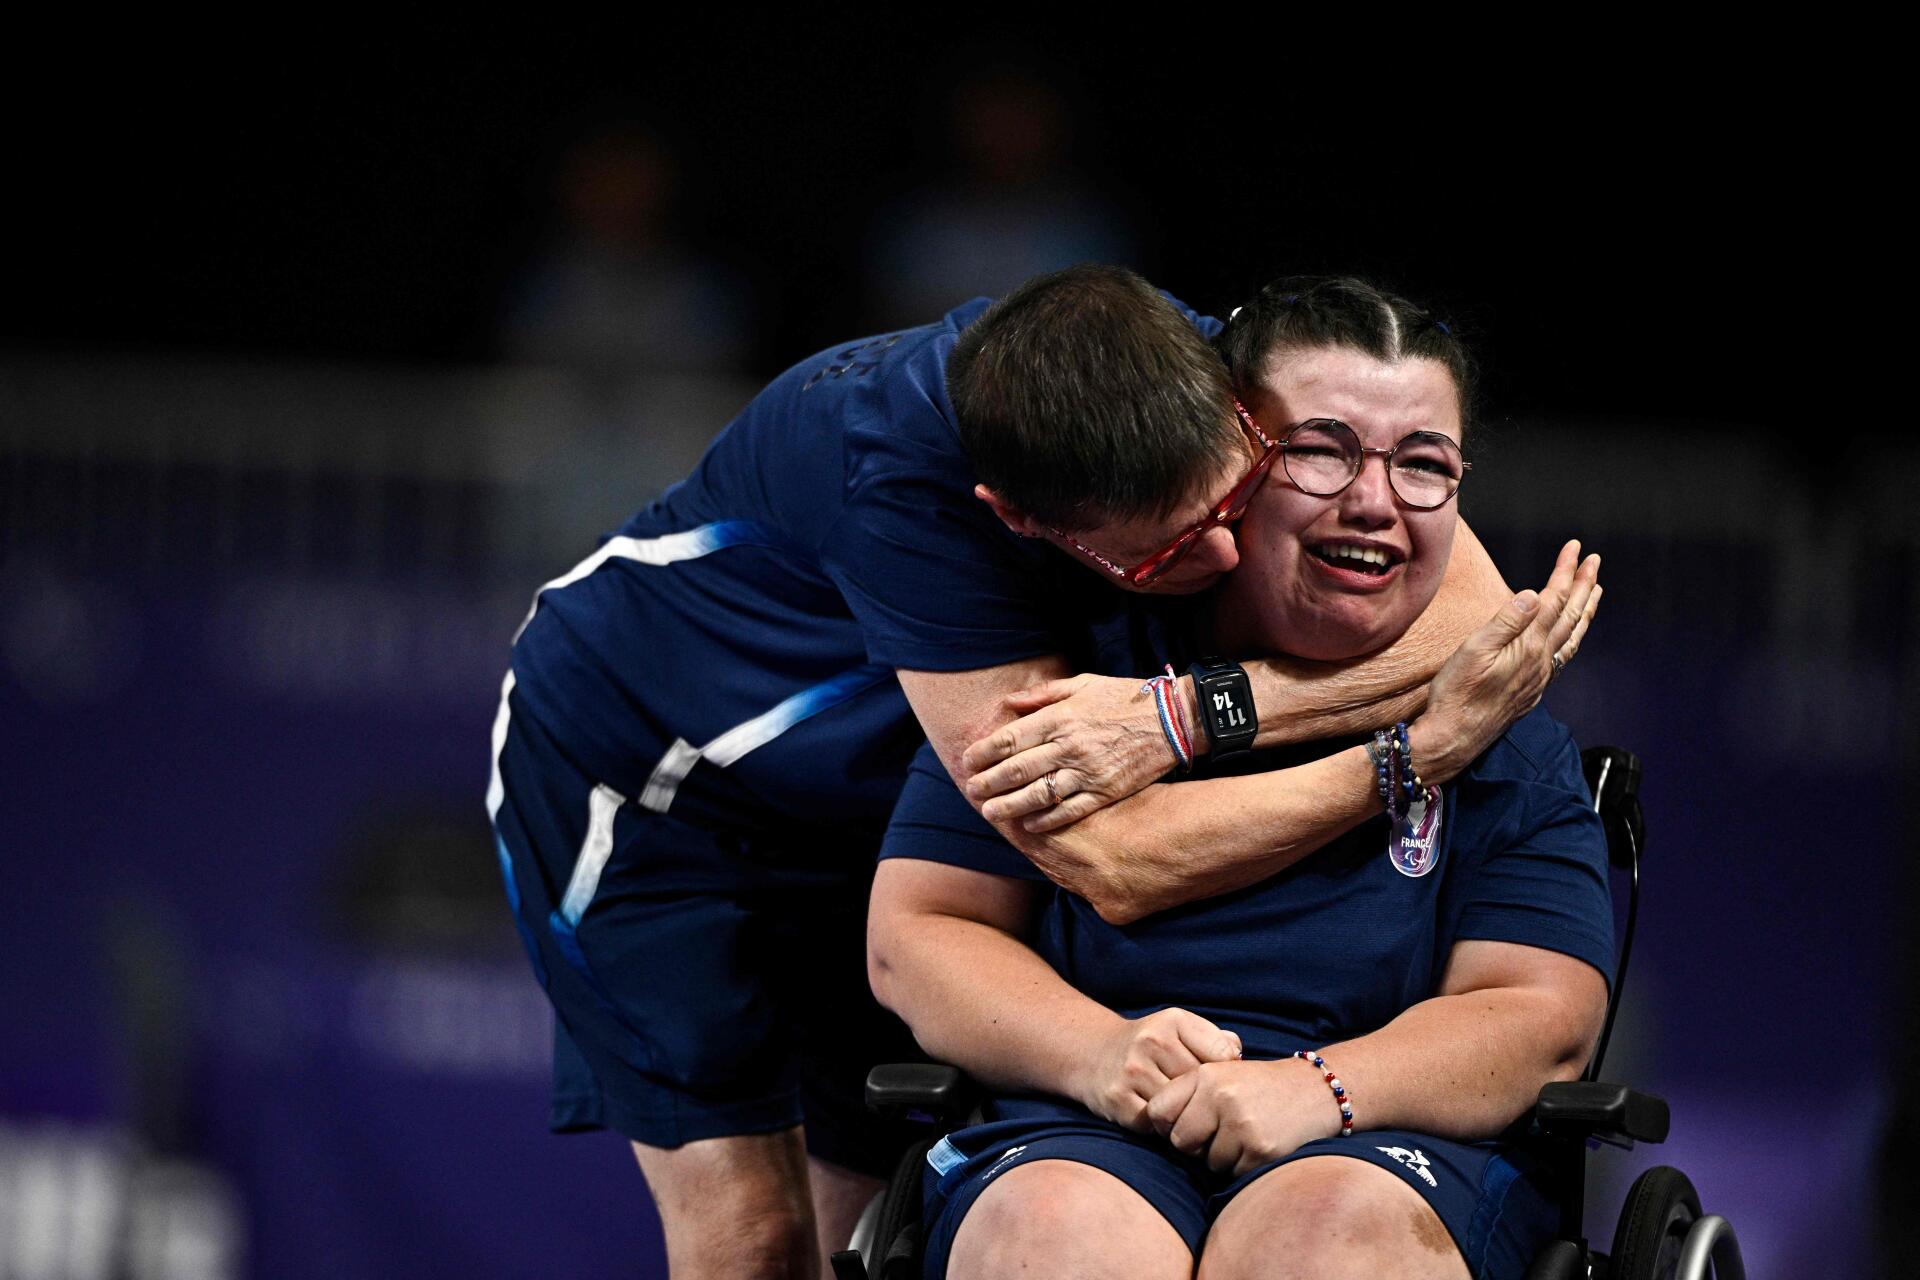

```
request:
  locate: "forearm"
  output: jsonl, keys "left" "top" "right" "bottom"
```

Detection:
{"left": 1313, "top": 984, "right": 1600, "bottom": 1142}
{"left": 1018, "top": 742, "right": 1383, "bottom": 923}
{"left": 868, "top": 886, "right": 1120, "bottom": 1099}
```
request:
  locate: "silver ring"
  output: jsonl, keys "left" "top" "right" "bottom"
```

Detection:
{"left": 1043, "top": 773, "right": 1061, "bottom": 806}
{"left": 1550, "top": 654, "right": 1566, "bottom": 680}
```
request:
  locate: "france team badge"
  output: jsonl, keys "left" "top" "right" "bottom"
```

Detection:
{"left": 1389, "top": 787, "right": 1443, "bottom": 877}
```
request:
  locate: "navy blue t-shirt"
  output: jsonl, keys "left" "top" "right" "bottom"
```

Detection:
{"left": 505, "top": 296, "right": 1223, "bottom": 843}
{"left": 879, "top": 659, "right": 1615, "bottom": 1056}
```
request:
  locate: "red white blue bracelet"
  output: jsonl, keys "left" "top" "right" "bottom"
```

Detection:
{"left": 1294, "top": 1050, "right": 1354, "bottom": 1137}
{"left": 1141, "top": 664, "right": 1194, "bottom": 771}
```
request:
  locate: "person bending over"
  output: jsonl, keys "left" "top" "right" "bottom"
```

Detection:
{"left": 869, "top": 277, "right": 1611, "bottom": 1280}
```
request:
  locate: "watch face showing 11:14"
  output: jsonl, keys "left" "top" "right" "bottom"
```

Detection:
{"left": 1193, "top": 659, "right": 1255, "bottom": 755}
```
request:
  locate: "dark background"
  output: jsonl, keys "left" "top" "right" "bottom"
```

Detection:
{"left": 1, "top": 31, "right": 1900, "bottom": 1279}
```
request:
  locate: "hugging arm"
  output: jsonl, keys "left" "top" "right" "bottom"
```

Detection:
{"left": 902, "top": 539, "right": 1600, "bottom": 924}
{"left": 958, "top": 517, "right": 1520, "bottom": 829}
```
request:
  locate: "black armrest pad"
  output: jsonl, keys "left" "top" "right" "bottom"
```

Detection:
{"left": 1533, "top": 1080, "right": 1670, "bottom": 1143}
{"left": 865, "top": 1063, "right": 977, "bottom": 1121}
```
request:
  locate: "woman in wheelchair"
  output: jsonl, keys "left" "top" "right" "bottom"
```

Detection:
{"left": 867, "top": 279, "right": 1612, "bottom": 1279}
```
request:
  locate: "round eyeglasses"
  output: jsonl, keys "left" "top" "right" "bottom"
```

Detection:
{"left": 1279, "top": 418, "right": 1469, "bottom": 510}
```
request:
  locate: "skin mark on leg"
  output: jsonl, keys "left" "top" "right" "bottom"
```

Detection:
{"left": 1410, "top": 1200, "right": 1454, "bottom": 1255}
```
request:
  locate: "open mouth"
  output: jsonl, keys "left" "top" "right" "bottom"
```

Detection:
{"left": 1308, "top": 542, "right": 1403, "bottom": 578}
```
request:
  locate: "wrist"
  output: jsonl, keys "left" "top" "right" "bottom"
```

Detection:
{"left": 1177, "top": 676, "right": 1208, "bottom": 757}
{"left": 1405, "top": 715, "right": 1464, "bottom": 785}
{"left": 1067, "top": 1013, "right": 1132, "bottom": 1110}
{"left": 1290, "top": 1050, "right": 1354, "bottom": 1139}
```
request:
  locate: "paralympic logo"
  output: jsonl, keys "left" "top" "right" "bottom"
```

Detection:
{"left": 1388, "top": 788, "right": 1443, "bottom": 878}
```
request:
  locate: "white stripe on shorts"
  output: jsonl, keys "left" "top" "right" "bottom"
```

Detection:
{"left": 558, "top": 783, "right": 630, "bottom": 927}
{"left": 485, "top": 669, "right": 516, "bottom": 822}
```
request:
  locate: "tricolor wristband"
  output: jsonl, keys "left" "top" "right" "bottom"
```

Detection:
{"left": 1141, "top": 665, "right": 1193, "bottom": 771}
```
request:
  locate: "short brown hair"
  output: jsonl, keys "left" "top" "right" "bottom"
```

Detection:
{"left": 948, "top": 265, "right": 1242, "bottom": 529}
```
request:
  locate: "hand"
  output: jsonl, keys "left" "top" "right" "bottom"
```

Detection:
{"left": 1145, "top": 1057, "right": 1341, "bottom": 1176}
{"left": 1072, "top": 1008, "right": 1243, "bottom": 1134}
{"left": 961, "top": 673, "right": 1185, "bottom": 833}
{"left": 1410, "top": 539, "right": 1601, "bottom": 784}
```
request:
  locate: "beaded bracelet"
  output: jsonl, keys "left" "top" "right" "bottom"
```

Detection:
{"left": 1141, "top": 664, "right": 1194, "bottom": 771}
{"left": 1366, "top": 730, "right": 1398, "bottom": 818}
{"left": 1294, "top": 1050, "right": 1354, "bottom": 1137}
{"left": 1369, "top": 727, "right": 1413, "bottom": 823}
{"left": 1393, "top": 721, "right": 1434, "bottom": 815}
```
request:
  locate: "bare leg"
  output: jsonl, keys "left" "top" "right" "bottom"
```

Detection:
{"left": 807, "top": 1155, "right": 885, "bottom": 1270}
{"left": 631, "top": 1128, "right": 817, "bottom": 1280}
{"left": 947, "top": 1159, "right": 1191, "bottom": 1280}
{"left": 1199, "top": 1155, "right": 1470, "bottom": 1280}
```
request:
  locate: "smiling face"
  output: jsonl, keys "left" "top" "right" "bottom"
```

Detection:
{"left": 1214, "top": 346, "right": 1463, "bottom": 660}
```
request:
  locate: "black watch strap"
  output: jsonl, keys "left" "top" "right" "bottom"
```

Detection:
{"left": 1187, "top": 656, "right": 1257, "bottom": 757}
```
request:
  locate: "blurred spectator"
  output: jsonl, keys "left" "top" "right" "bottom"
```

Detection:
{"left": 865, "top": 66, "right": 1139, "bottom": 325}
{"left": 501, "top": 123, "right": 752, "bottom": 378}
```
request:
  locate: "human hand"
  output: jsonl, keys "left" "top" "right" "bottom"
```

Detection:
{"left": 1410, "top": 539, "right": 1601, "bottom": 784}
{"left": 1072, "top": 1008, "right": 1243, "bottom": 1134}
{"left": 1145, "top": 1057, "right": 1342, "bottom": 1176}
{"left": 961, "top": 673, "right": 1185, "bottom": 833}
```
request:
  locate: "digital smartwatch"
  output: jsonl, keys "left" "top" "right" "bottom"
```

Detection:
{"left": 1187, "top": 656, "right": 1257, "bottom": 758}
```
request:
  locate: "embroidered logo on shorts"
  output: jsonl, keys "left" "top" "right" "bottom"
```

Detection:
{"left": 1388, "top": 788, "right": 1443, "bottom": 878}
{"left": 1376, "top": 1145, "right": 1439, "bottom": 1188}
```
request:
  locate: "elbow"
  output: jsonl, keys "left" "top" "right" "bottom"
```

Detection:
{"left": 865, "top": 919, "right": 901, "bottom": 1015}
{"left": 1550, "top": 988, "right": 1611, "bottom": 1083}
{"left": 1086, "top": 887, "right": 1149, "bottom": 927}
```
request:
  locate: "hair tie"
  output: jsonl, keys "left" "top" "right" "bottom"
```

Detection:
{"left": 1228, "top": 305, "right": 1244, "bottom": 321}
{"left": 1434, "top": 319, "right": 1452, "bottom": 335}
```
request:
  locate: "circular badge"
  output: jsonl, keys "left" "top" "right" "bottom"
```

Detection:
{"left": 1388, "top": 787, "right": 1444, "bottom": 878}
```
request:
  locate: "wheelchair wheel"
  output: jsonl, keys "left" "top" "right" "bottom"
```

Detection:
{"left": 1608, "top": 1166, "right": 1702, "bottom": 1280}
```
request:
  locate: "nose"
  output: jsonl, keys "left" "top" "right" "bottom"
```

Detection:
{"left": 1338, "top": 454, "right": 1397, "bottom": 527}
{"left": 1187, "top": 523, "right": 1241, "bottom": 575}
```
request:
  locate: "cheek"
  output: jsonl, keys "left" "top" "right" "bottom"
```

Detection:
{"left": 1239, "top": 488, "right": 1322, "bottom": 564}
{"left": 1406, "top": 518, "right": 1457, "bottom": 590}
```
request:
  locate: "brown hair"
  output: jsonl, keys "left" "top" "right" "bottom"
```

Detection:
{"left": 948, "top": 264, "right": 1242, "bottom": 529}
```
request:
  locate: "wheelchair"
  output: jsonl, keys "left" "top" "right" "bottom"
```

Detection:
{"left": 831, "top": 747, "right": 1747, "bottom": 1280}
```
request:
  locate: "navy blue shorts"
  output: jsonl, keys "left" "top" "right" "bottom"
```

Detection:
{"left": 489, "top": 693, "right": 928, "bottom": 1178}
{"left": 920, "top": 1104, "right": 1559, "bottom": 1279}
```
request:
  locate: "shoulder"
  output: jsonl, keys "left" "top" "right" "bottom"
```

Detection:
{"left": 1463, "top": 706, "right": 1584, "bottom": 791}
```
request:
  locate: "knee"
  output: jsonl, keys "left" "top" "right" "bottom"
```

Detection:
{"left": 670, "top": 1196, "right": 816, "bottom": 1280}
{"left": 638, "top": 1138, "right": 817, "bottom": 1280}
{"left": 950, "top": 1162, "right": 1189, "bottom": 1279}
{"left": 1202, "top": 1158, "right": 1463, "bottom": 1280}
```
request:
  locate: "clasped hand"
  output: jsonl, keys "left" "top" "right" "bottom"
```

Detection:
{"left": 1078, "top": 1009, "right": 1339, "bottom": 1177}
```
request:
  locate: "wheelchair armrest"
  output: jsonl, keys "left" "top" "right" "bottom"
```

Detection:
{"left": 865, "top": 1063, "right": 979, "bottom": 1124}
{"left": 1533, "top": 1080, "right": 1670, "bottom": 1146}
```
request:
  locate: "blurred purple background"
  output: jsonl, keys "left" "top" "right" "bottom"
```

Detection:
{"left": 1, "top": 30, "right": 1900, "bottom": 1279}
